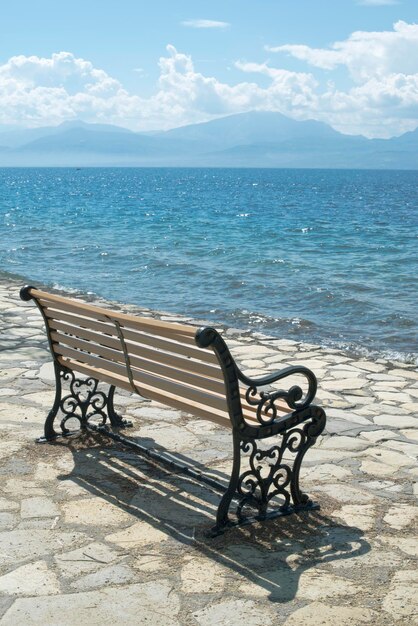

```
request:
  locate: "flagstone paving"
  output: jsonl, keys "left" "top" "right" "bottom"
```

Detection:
{"left": 0, "top": 277, "right": 417, "bottom": 625}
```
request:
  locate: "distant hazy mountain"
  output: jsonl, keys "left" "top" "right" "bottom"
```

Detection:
{"left": 0, "top": 112, "right": 416, "bottom": 168}
{"left": 155, "top": 111, "right": 345, "bottom": 149}
{"left": 0, "top": 120, "right": 132, "bottom": 149}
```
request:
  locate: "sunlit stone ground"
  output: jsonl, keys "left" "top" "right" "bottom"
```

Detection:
{"left": 0, "top": 277, "right": 417, "bottom": 625}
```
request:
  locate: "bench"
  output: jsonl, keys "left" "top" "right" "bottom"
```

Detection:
{"left": 20, "top": 285, "right": 326, "bottom": 534}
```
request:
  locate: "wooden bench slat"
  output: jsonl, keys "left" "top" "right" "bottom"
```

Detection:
{"left": 49, "top": 326, "right": 291, "bottom": 416}
{"left": 57, "top": 355, "right": 261, "bottom": 429}
{"left": 56, "top": 356, "right": 237, "bottom": 428}
{"left": 47, "top": 319, "right": 222, "bottom": 378}
{"left": 43, "top": 306, "right": 218, "bottom": 364}
{"left": 124, "top": 332, "right": 218, "bottom": 368}
{"left": 54, "top": 344, "right": 131, "bottom": 379}
{"left": 31, "top": 288, "right": 292, "bottom": 429}
{"left": 44, "top": 307, "right": 117, "bottom": 334}
{"left": 48, "top": 318, "right": 289, "bottom": 417}
{"left": 34, "top": 290, "right": 196, "bottom": 338}
{"left": 53, "top": 344, "right": 229, "bottom": 414}
{"left": 40, "top": 299, "right": 196, "bottom": 343}
{"left": 50, "top": 330, "right": 226, "bottom": 396}
{"left": 57, "top": 356, "right": 133, "bottom": 393}
{"left": 122, "top": 327, "right": 218, "bottom": 364}
{"left": 49, "top": 319, "right": 124, "bottom": 350}
{"left": 48, "top": 322, "right": 289, "bottom": 415}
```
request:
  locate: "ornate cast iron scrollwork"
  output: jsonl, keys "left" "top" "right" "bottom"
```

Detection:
{"left": 240, "top": 364, "right": 317, "bottom": 426}
{"left": 59, "top": 370, "right": 109, "bottom": 434}
{"left": 237, "top": 439, "right": 292, "bottom": 516}
{"left": 245, "top": 385, "right": 305, "bottom": 425}
{"left": 213, "top": 407, "right": 326, "bottom": 533}
{"left": 236, "top": 411, "right": 325, "bottom": 519}
{"left": 40, "top": 365, "right": 130, "bottom": 441}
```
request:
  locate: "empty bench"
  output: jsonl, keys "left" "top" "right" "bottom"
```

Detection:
{"left": 20, "top": 285, "right": 326, "bottom": 534}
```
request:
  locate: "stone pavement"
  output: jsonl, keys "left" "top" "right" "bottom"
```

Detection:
{"left": 0, "top": 277, "right": 417, "bottom": 625}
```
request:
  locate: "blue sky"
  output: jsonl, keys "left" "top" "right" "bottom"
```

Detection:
{"left": 1, "top": 0, "right": 417, "bottom": 137}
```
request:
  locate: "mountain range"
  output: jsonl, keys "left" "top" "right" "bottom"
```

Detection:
{"left": 0, "top": 112, "right": 417, "bottom": 169}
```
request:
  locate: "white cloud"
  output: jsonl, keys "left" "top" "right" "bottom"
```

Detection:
{"left": 0, "top": 47, "right": 257, "bottom": 130}
{"left": 181, "top": 19, "right": 229, "bottom": 29}
{"left": 0, "top": 22, "right": 417, "bottom": 138}
{"left": 260, "top": 20, "right": 418, "bottom": 136}
{"left": 267, "top": 21, "right": 418, "bottom": 82}
{"left": 314, "top": 72, "right": 418, "bottom": 136}
{"left": 0, "top": 51, "right": 141, "bottom": 127}
{"left": 154, "top": 45, "right": 262, "bottom": 118}
{"left": 265, "top": 45, "right": 341, "bottom": 71}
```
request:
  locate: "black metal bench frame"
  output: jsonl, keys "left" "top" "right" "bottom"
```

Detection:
{"left": 20, "top": 285, "right": 326, "bottom": 535}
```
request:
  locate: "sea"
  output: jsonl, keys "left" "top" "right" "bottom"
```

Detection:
{"left": 0, "top": 167, "right": 417, "bottom": 363}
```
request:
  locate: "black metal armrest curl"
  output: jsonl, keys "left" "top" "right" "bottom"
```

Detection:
{"left": 237, "top": 364, "right": 317, "bottom": 412}
{"left": 196, "top": 326, "right": 322, "bottom": 432}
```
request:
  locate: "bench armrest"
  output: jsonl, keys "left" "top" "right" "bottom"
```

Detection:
{"left": 237, "top": 364, "right": 317, "bottom": 414}
{"left": 196, "top": 326, "right": 318, "bottom": 427}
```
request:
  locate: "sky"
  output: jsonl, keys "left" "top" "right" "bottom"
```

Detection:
{"left": 1, "top": 0, "right": 417, "bottom": 138}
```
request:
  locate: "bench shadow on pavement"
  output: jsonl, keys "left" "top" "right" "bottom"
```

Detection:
{"left": 57, "top": 431, "right": 371, "bottom": 603}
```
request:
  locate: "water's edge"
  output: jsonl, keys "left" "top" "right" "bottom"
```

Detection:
{"left": 2, "top": 267, "right": 416, "bottom": 366}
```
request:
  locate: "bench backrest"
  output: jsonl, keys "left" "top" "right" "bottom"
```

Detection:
{"left": 27, "top": 288, "right": 234, "bottom": 426}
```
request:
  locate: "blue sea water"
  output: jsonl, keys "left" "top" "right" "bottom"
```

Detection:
{"left": 0, "top": 167, "right": 417, "bottom": 362}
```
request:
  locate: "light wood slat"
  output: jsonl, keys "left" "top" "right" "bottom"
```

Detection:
{"left": 49, "top": 319, "right": 123, "bottom": 350}
{"left": 57, "top": 355, "right": 262, "bottom": 429}
{"left": 127, "top": 344, "right": 222, "bottom": 383}
{"left": 44, "top": 307, "right": 218, "bottom": 364}
{"left": 50, "top": 330, "right": 123, "bottom": 362}
{"left": 54, "top": 344, "right": 129, "bottom": 379}
{"left": 40, "top": 299, "right": 197, "bottom": 343}
{"left": 50, "top": 330, "right": 226, "bottom": 396}
{"left": 34, "top": 289, "right": 290, "bottom": 426}
{"left": 124, "top": 333, "right": 223, "bottom": 372}
{"left": 48, "top": 319, "right": 222, "bottom": 378}
{"left": 54, "top": 332, "right": 291, "bottom": 423}
{"left": 133, "top": 362, "right": 230, "bottom": 413}
{"left": 48, "top": 323, "right": 288, "bottom": 414}
{"left": 48, "top": 320, "right": 288, "bottom": 414}
{"left": 47, "top": 312, "right": 290, "bottom": 413}
{"left": 56, "top": 356, "right": 235, "bottom": 428}
{"left": 57, "top": 356, "right": 133, "bottom": 393}
{"left": 49, "top": 315, "right": 290, "bottom": 414}
{"left": 44, "top": 308, "right": 117, "bottom": 335}
{"left": 33, "top": 289, "right": 196, "bottom": 337}
{"left": 53, "top": 344, "right": 229, "bottom": 414}
{"left": 123, "top": 321, "right": 197, "bottom": 344}
{"left": 122, "top": 327, "right": 218, "bottom": 364}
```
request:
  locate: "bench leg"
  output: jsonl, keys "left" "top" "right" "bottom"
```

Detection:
{"left": 213, "top": 433, "right": 242, "bottom": 532}
{"left": 212, "top": 408, "right": 326, "bottom": 534}
{"left": 107, "top": 385, "right": 133, "bottom": 429}
{"left": 289, "top": 410, "right": 326, "bottom": 507}
{"left": 42, "top": 362, "right": 64, "bottom": 441}
{"left": 38, "top": 365, "right": 131, "bottom": 442}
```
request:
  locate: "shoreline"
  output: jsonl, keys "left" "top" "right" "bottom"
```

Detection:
{"left": 1, "top": 269, "right": 416, "bottom": 367}
{"left": 1, "top": 272, "right": 418, "bottom": 419}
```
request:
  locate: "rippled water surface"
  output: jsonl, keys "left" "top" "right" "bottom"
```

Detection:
{"left": 0, "top": 167, "right": 417, "bottom": 361}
